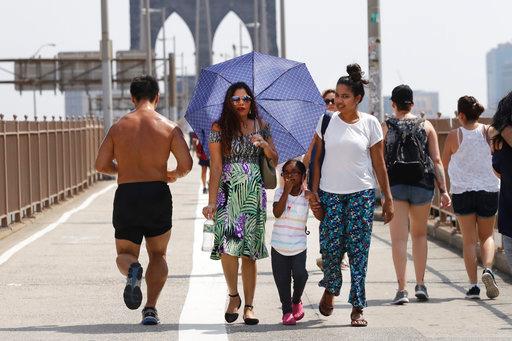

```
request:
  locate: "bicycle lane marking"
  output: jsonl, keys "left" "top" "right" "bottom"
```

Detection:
{"left": 0, "top": 184, "right": 116, "bottom": 266}
{"left": 179, "top": 185, "right": 228, "bottom": 341}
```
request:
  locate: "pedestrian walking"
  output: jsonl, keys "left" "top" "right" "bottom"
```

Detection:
{"left": 95, "top": 75, "right": 193, "bottom": 325}
{"left": 442, "top": 96, "right": 500, "bottom": 299}
{"left": 303, "top": 89, "right": 349, "bottom": 272}
{"left": 202, "top": 82, "right": 278, "bottom": 325}
{"left": 193, "top": 134, "right": 210, "bottom": 194}
{"left": 271, "top": 160, "right": 323, "bottom": 325}
{"left": 309, "top": 64, "right": 394, "bottom": 327}
{"left": 491, "top": 91, "right": 512, "bottom": 270}
{"left": 383, "top": 84, "right": 450, "bottom": 305}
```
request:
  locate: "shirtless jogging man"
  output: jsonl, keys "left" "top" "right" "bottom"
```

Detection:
{"left": 95, "top": 75, "right": 192, "bottom": 325}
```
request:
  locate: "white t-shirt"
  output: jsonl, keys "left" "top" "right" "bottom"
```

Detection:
{"left": 272, "top": 188, "right": 309, "bottom": 256}
{"left": 315, "top": 112, "right": 383, "bottom": 194}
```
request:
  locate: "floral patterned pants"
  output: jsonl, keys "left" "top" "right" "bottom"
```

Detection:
{"left": 318, "top": 189, "right": 375, "bottom": 308}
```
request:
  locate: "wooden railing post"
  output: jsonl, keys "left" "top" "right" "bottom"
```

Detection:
{"left": 35, "top": 115, "right": 42, "bottom": 213}
{"left": 1, "top": 114, "right": 8, "bottom": 226}
{"left": 14, "top": 115, "right": 21, "bottom": 222}
{"left": 25, "top": 115, "right": 33, "bottom": 217}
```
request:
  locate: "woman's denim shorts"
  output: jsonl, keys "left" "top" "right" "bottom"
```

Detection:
{"left": 391, "top": 184, "right": 434, "bottom": 205}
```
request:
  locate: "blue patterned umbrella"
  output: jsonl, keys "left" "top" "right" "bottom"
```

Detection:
{"left": 185, "top": 51, "right": 325, "bottom": 163}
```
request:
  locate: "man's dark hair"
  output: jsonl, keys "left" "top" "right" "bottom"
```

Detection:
{"left": 130, "top": 75, "right": 159, "bottom": 102}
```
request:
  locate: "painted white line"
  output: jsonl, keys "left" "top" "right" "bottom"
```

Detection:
{"left": 0, "top": 184, "right": 116, "bottom": 266}
{"left": 179, "top": 186, "right": 228, "bottom": 341}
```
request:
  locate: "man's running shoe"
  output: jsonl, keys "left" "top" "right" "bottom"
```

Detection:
{"left": 465, "top": 285, "right": 480, "bottom": 299}
{"left": 391, "top": 290, "right": 409, "bottom": 305}
{"left": 482, "top": 268, "right": 499, "bottom": 299}
{"left": 141, "top": 307, "right": 160, "bottom": 325}
{"left": 124, "top": 262, "right": 143, "bottom": 310}
{"left": 415, "top": 284, "right": 429, "bottom": 301}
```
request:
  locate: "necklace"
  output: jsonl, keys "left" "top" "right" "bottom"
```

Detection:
{"left": 286, "top": 190, "right": 302, "bottom": 211}
{"left": 241, "top": 120, "right": 248, "bottom": 129}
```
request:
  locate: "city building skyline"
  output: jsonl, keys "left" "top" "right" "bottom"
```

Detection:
{"left": 487, "top": 42, "right": 512, "bottom": 114}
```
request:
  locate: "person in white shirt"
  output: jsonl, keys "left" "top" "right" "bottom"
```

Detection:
{"left": 309, "top": 64, "right": 394, "bottom": 327}
{"left": 442, "top": 95, "right": 500, "bottom": 300}
{"left": 303, "top": 89, "right": 350, "bottom": 272}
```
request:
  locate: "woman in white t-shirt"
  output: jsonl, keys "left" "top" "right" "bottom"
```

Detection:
{"left": 310, "top": 64, "right": 394, "bottom": 327}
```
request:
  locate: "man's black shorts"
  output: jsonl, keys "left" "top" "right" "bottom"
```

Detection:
{"left": 113, "top": 181, "right": 172, "bottom": 244}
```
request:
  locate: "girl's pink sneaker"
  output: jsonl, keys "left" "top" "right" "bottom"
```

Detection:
{"left": 292, "top": 301, "right": 304, "bottom": 321}
{"left": 282, "top": 312, "right": 296, "bottom": 325}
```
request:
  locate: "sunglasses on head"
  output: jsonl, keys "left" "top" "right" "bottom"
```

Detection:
{"left": 324, "top": 98, "right": 335, "bottom": 105}
{"left": 231, "top": 95, "right": 252, "bottom": 103}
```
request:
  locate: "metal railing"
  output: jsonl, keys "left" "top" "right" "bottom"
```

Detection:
{"left": 0, "top": 114, "right": 104, "bottom": 227}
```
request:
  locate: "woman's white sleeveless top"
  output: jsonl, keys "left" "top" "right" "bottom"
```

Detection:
{"left": 448, "top": 124, "right": 499, "bottom": 194}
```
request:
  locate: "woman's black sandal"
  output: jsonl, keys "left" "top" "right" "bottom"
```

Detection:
{"left": 243, "top": 305, "right": 259, "bottom": 325}
{"left": 224, "top": 293, "right": 241, "bottom": 323}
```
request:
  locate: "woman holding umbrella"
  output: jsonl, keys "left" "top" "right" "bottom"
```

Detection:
{"left": 203, "top": 82, "right": 278, "bottom": 325}
{"left": 310, "top": 64, "right": 394, "bottom": 327}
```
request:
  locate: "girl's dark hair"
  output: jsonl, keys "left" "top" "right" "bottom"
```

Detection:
{"left": 491, "top": 91, "right": 512, "bottom": 144}
{"left": 336, "top": 64, "right": 369, "bottom": 104}
{"left": 217, "top": 82, "right": 259, "bottom": 154}
{"left": 322, "top": 89, "right": 335, "bottom": 98}
{"left": 457, "top": 96, "right": 485, "bottom": 122}
{"left": 282, "top": 159, "right": 307, "bottom": 177}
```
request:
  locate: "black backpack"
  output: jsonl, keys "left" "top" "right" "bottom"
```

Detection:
{"left": 387, "top": 118, "right": 427, "bottom": 184}
{"left": 307, "top": 113, "right": 332, "bottom": 190}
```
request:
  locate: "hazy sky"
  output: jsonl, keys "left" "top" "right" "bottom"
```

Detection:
{"left": 1, "top": 0, "right": 512, "bottom": 119}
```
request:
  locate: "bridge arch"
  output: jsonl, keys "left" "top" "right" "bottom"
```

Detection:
{"left": 130, "top": 0, "right": 278, "bottom": 74}
{"left": 154, "top": 12, "right": 196, "bottom": 78}
{"left": 212, "top": 11, "right": 253, "bottom": 63}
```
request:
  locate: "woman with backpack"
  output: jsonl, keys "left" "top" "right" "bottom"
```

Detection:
{"left": 383, "top": 84, "right": 451, "bottom": 305}
{"left": 442, "top": 96, "right": 500, "bottom": 299}
{"left": 309, "top": 64, "right": 394, "bottom": 327}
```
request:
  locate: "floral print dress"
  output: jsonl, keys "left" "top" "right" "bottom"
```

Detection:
{"left": 208, "top": 124, "right": 271, "bottom": 260}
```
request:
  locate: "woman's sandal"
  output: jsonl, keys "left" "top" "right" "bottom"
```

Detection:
{"left": 224, "top": 293, "right": 241, "bottom": 323}
{"left": 243, "top": 305, "right": 259, "bottom": 325}
{"left": 319, "top": 290, "right": 334, "bottom": 316}
{"left": 350, "top": 307, "right": 368, "bottom": 327}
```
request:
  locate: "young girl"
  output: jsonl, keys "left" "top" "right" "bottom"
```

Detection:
{"left": 272, "top": 160, "right": 323, "bottom": 325}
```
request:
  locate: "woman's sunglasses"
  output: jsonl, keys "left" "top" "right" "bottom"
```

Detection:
{"left": 231, "top": 95, "right": 252, "bottom": 103}
{"left": 324, "top": 98, "right": 335, "bottom": 105}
